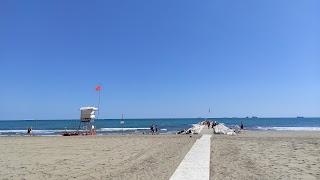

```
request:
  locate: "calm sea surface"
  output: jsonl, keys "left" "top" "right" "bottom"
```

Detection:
{"left": 0, "top": 118, "right": 319, "bottom": 136}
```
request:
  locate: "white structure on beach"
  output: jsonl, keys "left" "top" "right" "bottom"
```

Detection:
{"left": 170, "top": 134, "right": 212, "bottom": 180}
{"left": 80, "top": 107, "right": 98, "bottom": 122}
{"left": 213, "top": 123, "right": 236, "bottom": 135}
{"left": 191, "top": 124, "right": 204, "bottom": 134}
{"left": 177, "top": 124, "right": 205, "bottom": 135}
{"left": 79, "top": 107, "right": 98, "bottom": 135}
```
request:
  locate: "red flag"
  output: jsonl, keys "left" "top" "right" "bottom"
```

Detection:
{"left": 95, "top": 85, "right": 101, "bottom": 91}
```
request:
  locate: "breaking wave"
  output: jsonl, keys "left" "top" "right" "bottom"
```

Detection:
{"left": 99, "top": 128, "right": 150, "bottom": 131}
{"left": 255, "top": 126, "right": 320, "bottom": 131}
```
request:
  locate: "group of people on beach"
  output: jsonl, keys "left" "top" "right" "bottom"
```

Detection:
{"left": 203, "top": 120, "right": 212, "bottom": 129}
{"left": 204, "top": 120, "right": 244, "bottom": 130}
{"left": 202, "top": 120, "right": 220, "bottom": 129}
{"left": 150, "top": 124, "right": 158, "bottom": 135}
{"left": 212, "top": 121, "right": 219, "bottom": 128}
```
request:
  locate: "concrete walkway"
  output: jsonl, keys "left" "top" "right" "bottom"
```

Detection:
{"left": 169, "top": 134, "right": 212, "bottom": 180}
{"left": 200, "top": 126, "right": 214, "bottom": 134}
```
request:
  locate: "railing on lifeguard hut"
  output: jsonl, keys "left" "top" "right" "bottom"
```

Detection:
{"left": 79, "top": 107, "right": 98, "bottom": 135}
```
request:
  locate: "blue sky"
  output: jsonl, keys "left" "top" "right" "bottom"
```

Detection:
{"left": 0, "top": 0, "right": 319, "bottom": 119}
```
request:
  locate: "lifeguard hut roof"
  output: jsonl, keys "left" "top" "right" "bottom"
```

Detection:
{"left": 80, "top": 107, "right": 98, "bottom": 111}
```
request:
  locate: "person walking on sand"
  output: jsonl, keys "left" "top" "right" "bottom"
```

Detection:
{"left": 150, "top": 125, "right": 154, "bottom": 135}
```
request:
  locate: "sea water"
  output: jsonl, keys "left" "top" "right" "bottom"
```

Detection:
{"left": 0, "top": 118, "right": 319, "bottom": 136}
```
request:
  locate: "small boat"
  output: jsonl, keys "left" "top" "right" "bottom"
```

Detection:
{"left": 61, "top": 132, "right": 79, "bottom": 136}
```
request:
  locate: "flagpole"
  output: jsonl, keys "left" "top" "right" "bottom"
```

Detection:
{"left": 97, "top": 83, "right": 101, "bottom": 120}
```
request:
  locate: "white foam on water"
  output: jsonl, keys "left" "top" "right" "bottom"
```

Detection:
{"left": 0, "top": 129, "right": 76, "bottom": 134}
{"left": 0, "top": 130, "right": 29, "bottom": 133}
{"left": 99, "top": 127, "right": 150, "bottom": 131}
{"left": 255, "top": 126, "right": 320, "bottom": 131}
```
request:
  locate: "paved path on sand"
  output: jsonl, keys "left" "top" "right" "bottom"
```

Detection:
{"left": 169, "top": 131, "right": 212, "bottom": 180}
{"left": 200, "top": 126, "right": 213, "bottom": 134}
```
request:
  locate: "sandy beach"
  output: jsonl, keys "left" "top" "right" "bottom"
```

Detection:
{"left": 0, "top": 135, "right": 198, "bottom": 180}
{"left": 210, "top": 131, "right": 320, "bottom": 180}
{"left": 1, "top": 131, "right": 320, "bottom": 180}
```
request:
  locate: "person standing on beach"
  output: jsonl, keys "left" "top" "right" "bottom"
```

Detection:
{"left": 27, "top": 127, "right": 32, "bottom": 136}
{"left": 155, "top": 125, "right": 158, "bottom": 134}
{"left": 240, "top": 122, "right": 244, "bottom": 130}
{"left": 150, "top": 125, "right": 154, "bottom": 135}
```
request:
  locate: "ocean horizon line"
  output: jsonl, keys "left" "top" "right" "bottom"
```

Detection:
{"left": 0, "top": 117, "right": 319, "bottom": 121}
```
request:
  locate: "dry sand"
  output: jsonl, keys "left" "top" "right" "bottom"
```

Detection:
{"left": 210, "top": 131, "right": 320, "bottom": 180}
{"left": 0, "top": 135, "right": 198, "bottom": 180}
{"left": 2, "top": 131, "right": 320, "bottom": 180}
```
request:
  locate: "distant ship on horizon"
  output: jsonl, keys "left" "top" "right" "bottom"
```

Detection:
{"left": 252, "top": 116, "right": 258, "bottom": 118}
{"left": 297, "top": 116, "right": 304, "bottom": 118}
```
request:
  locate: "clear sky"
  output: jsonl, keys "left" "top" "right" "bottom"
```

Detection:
{"left": 0, "top": 0, "right": 319, "bottom": 120}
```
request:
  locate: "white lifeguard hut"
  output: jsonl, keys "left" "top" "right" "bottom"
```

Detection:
{"left": 79, "top": 107, "right": 98, "bottom": 135}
